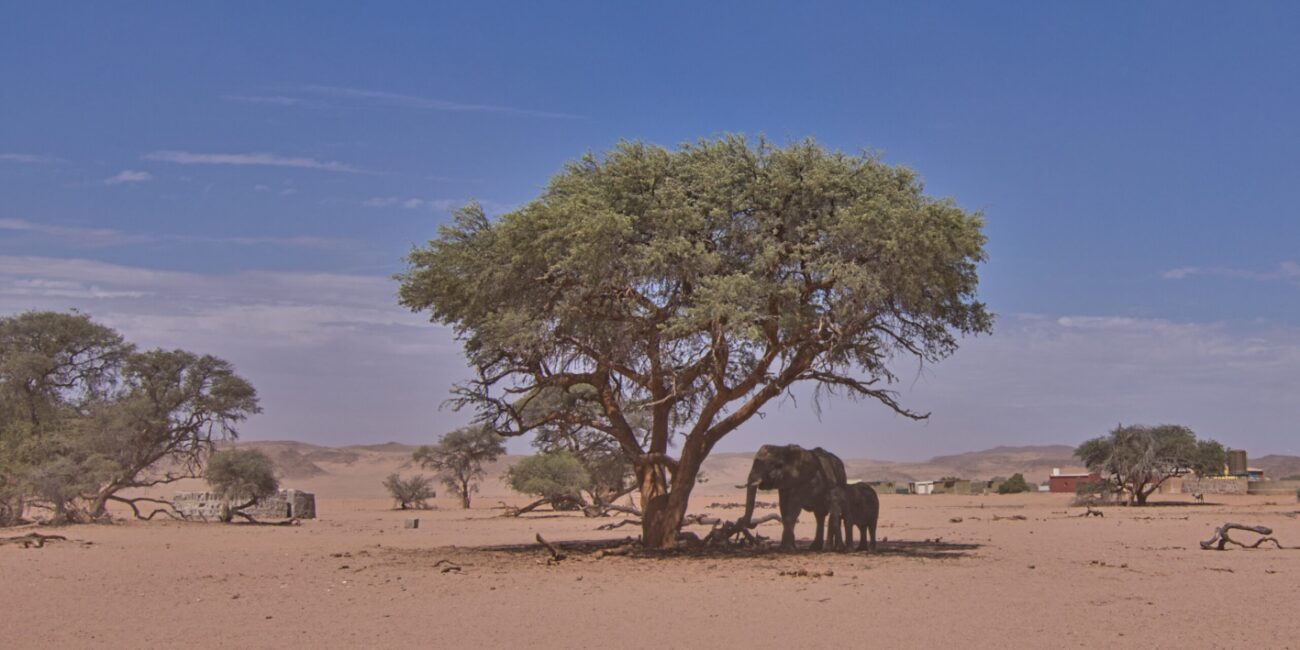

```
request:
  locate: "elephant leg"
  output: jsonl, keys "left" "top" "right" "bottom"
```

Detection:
{"left": 810, "top": 510, "right": 827, "bottom": 551}
{"left": 827, "top": 514, "right": 840, "bottom": 550}
{"left": 843, "top": 519, "right": 854, "bottom": 552}
{"left": 858, "top": 523, "right": 876, "bottom": 552}
{"left": 778, "top": 490, "right": 799, "bottom": 550}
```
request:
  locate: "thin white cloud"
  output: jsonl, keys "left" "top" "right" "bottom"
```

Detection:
{"left": 361, "top": 197, "right": 513, "bottom": 213}
{"left": 222, "top": 94, "right": 306, "bottom": 106}
{"left": 0, "top": 217, "right": 358, "bottom": 251}
{"left": 0, "top": 256, "right": 469, "bottom": 444}
{"left": 103, "top": 170, "right": 154, "bottom": 185}
{"left": 142, "top": 150, "right": 365, "bottom": 174}
{"left": 0, "top": 153, "right": 63, "bottom": 164}
{"left": 292, "top": 85, "right": 586, "bottom": 119}
{"left": 1162, "top": 262, "right": 1300, "bottom": 282}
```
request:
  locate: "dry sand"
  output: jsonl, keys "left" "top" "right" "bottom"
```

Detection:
{"left": 3, "top": 448, "right": 1298, "bottom": 649}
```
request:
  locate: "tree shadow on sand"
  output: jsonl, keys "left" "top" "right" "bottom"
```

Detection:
{"left": 465, "top": 536, "right": 980, "bottom": 562}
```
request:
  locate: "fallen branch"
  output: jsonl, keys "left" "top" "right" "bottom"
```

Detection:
{"left": 535, "top": 533, "right": 567, "bottom": 563}
{"left": 498, "top": 498, "right": 549, "bottom": 517}
{"left": 0, "top": 532, "right": 69, "bottom": 548}
{"left": 707, "top": 501, "right": 776, "bottom": 510}
{"left": 1077, "top": 506, "right": 1104, "bottom": 518}
{"left": 432, "top": 559, "right": 462, "bottom": 573}
{"left": 595, "top": 518, "right": 641, "bottom": 531}
{"left": 1200, "top": 523, "right": 1297, "bottom": 550}
{"left": 108, "top": 495, "right": 185, "bottom": 521}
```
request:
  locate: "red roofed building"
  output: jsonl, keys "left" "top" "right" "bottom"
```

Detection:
{"left": 1048, "top": 468, "right": 1102, "bottom": 493}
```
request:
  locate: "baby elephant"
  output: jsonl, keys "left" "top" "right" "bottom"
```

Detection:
{"left": 827, "top": 482, "right": 879, "bottom": 552}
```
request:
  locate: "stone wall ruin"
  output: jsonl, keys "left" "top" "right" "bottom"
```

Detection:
{"left": 173, "top": 489, "right": 316, "bottom": 520}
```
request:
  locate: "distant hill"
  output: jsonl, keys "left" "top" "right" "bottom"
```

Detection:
{"left": 1255, "top": 454, "right": 1300, "bottom": 480}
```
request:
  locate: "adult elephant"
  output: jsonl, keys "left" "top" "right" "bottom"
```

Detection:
{"left": 737, "top": 444, "right": 847, "bottom": 550}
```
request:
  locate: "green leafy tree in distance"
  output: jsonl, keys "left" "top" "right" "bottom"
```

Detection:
{"left": 414, "top": 426, "right": 506, "bottom": 509}
{"left": 1076, "top": 424, "right": 1225, "bottom": 506}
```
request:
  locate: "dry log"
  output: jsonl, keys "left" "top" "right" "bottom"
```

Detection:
{"left": 1077, "top": 506, "right": 1104, "bottom": 518}
{"left": 1200, "top": 523, "right": 1295, "bottom": 550}
{"left": 535, "top": 533, "right": 567, "bottom": 563}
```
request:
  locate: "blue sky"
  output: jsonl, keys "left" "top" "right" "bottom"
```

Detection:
{"left": 3, "top": 2, "right": 1299, "bottom": 459}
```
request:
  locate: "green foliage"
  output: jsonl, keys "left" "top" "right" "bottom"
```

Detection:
{"left": 414, "top": 426, "right": 506, "bottom": 509}
{"left": 205, "top": 449, "right": 279, "bottom": 504}
{"left": 1282, "top": 474, "right": 1300, "bottom": 481}
{"left": 1075, "top": 424, "right": 1224, "bottom": 505}
{"left": 0, "top": 311, "right": 259, "bottom": 525}
{"left": 506, "top": 451, "right": 591, "bottom": 503}
{"left": 383, "top": 473, "right": 436, "bottom": 509}
{"left": 997, "top": 473, "right": 1031, "bottom": 494}
{"left": 397, "top": 136, "right": 991, "bottom": 544}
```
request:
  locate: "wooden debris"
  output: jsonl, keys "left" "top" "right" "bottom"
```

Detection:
{"left": 536, "top": 533, "right": 567, "bottom": 564}
{"left": 1200, "top": 523, "right": 1296, "bottom": 551}
{"left": 432, "top": 559, "right": 462, "bottom": 573}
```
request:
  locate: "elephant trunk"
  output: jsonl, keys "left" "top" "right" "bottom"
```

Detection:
{"left": 737, "top": 479, "right": 760, "bottom": 529}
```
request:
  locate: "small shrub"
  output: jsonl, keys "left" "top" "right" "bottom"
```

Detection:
{"left": 383, "top": 473, "right": 436, "bottom": 509}
{"left": 997, "top": 473, "right": 1032, "bottom": 494}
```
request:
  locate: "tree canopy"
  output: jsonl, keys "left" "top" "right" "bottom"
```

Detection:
{"left": 398, "top": 136, "right": 991, "bottom": 546}
{"left": 1076, "top": 424, "right": 1225, "bottom": 505}
{"left": 997, "top": 473, "right": 1031, "bottom": 494}
{"left": 0, "top": 311, "right": 259, "bottom": 525}
{"left": 414, "top": 426, "right": 506, "bottom": 509}
{"left": 205, "top": 448, "right": 279, "bottom": 521}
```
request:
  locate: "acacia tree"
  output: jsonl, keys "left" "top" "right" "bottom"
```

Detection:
{"left": 1076, "top": 424, "right": 1225, "bottom": 506}
{"left": 0, "top": 311, "right": 259, "bottom": 524}
{"left": 414, "top": 426, "right": 506, "bottom": 509}
{"left": 399, "top": 136, "right": 991, "bottom": 547}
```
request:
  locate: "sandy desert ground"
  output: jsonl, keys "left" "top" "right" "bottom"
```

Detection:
{"left": 3, "top": 446, "right": 1298, "bottom": 649}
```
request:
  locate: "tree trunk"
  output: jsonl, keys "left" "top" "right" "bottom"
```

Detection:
{"left": 88, "top": 487, "right": 115, "bottom": 520}
{"left": 460, "top": 480, "right": 471, "bottom": 509}
{"left": 641, "top": 488, "right": 693, "bottom": 549}
{"left": 638, "top": 452, "right": 705, "bottom": 549}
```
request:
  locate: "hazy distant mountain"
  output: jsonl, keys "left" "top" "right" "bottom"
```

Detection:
{"left": 1254, "top": 455, "right": 1300, "bottom": 480}
{"left": 235, "top": 439, "right": 1300, "bottom": 488}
